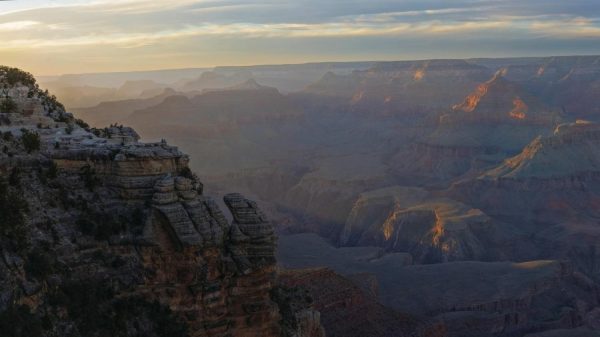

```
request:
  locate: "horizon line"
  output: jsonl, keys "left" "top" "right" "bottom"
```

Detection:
{"left": 33, "top": 52, "right": 600, "bottom": 78}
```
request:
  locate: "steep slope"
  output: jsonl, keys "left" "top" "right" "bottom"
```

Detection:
{"left": 278, "top": 234, "right": 600, "bottom": 337}
{"left": 338, "top": 186, "right": 524, "bottom": 263}
{"left": 445, "top": 71, "right": 560, "bottom": 125}
{"left": 452, "top": 121, "right": 600, "bottom": 218}
{"left": 472, "top": 55, "right": 600, "bottom": 120}
{"left": 390, "top": 73, "right": 561, "bottom": 183}
{"left": 450, "top": 121, "right": 600, "bottom": 279}
{"left": 484, "top": 120, "right": 600, "bottom": 179}
{"left": 124, "top": 82, "right": 303, "bottom": 140}
{"left": 279, "top": 268, "right": 445, "bottom": 337}
{"left": 0, "top": 67, "right": 326, "bottom": 336}
{"left": 73, "top": 88, "right": 180, "bottom": 127}
{"left": 39, "top": 79, "right": 167, "bottom": 109}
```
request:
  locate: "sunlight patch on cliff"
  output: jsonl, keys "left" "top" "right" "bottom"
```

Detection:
{"left": 453, "top": 83, "right": 488, "bottom": 112}
{"left": 509, "top": 97, "right": 528, "bottom": 120}
{"left": 413, "top": 69, "right": 425, "bottom": 81}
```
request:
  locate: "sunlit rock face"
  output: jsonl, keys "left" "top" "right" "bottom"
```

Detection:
{"left": 473, "top": 55, "right": 600, "bottom": 121}
{"left": 338, "top": 186, "right": 519, "bottom": 263}
{"left": 390, "top": 72, "right": 562, "bottom": 183}
{"left": 446, "top": 71, "right": 560, "bottom": 126}
{"left": 0, "top": 67, "right": 321, "bottom": 337}
{"left": 303, "top": 59, "right": 492, "bottom": 117}
{"left": 450, "top": 121, "right": 600, "bottom": 279}
{"left": 452, "top": 121, "right": 600, "bottom": 218}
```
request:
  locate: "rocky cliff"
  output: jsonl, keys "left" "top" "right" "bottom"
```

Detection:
{"left": 279, "top": 268, "right": 445, "bottom": 337}
{"left": 0, "top": 66, "right": 322, "bottom": 336}
{"left": 339, "top": 186, "right": 517, "bottom": 263}
{"left": 449, "top": 121, "right": 600, "bottom": 280}
{"left": 303, "top": 59, "right": 492, "bottom": 117}
{"left": 390, "top": 72, "right": 561, "bottom": 183}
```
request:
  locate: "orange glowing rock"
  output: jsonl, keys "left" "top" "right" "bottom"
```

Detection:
{"left": 414, "top": 69, "right": 425, "bottom": 81}
{"left": 351, "top": 90, "right": 365, "bottom": 103}
{"left": 509, "top": 97, "right": 528, "bottom": 120}
{"left": 452, "top": 83, "right": 488, "bottom": 112}
{"left": 430, "top": 211, "right": 444, "bottom": 246}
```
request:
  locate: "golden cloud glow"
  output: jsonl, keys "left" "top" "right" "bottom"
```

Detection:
{"left": 1, "top": 0, "right": 600, "bottom": 74}
{"left": 0, "top": 20, "right": 522, "bottom": 51}
{"left": 0, "top": 20, "right": 40, "bottom": 31}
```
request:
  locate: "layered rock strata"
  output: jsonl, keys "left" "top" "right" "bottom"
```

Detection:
{"left": 0, "top": 67, "right": 316, "bottom": 337}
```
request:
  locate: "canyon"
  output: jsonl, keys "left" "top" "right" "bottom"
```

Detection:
{"left": 16, "top": 55, "right": 600, "bottom": 336}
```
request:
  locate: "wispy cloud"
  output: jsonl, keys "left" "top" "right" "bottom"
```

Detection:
{"left": 0, "top": 19, "right": 520, "bottom": 50}
{"left": 0, "top": 20, "right": 39, "bottom": 31}
{"left": 1, "top": 0, "right": 600, "bottom": 74}
{"left": 81, "top": 0, "right": 207, "bottom": 14}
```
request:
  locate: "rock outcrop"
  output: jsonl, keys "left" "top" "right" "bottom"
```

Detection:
{"left": 445, "top": 71, "right": 560, "bottom": 126}
{"left": 303, "top": 59, "right": 492, "bottom": 117}
{"left": 339, "top": 186, "right": 513, "bottom": 263}
{"left": 451, "top": 121, "right": 600, "bottom": 220}
{"left": 391, "top": 72, "right": 562, "bottom": 183}
{"left": 0, "top": 66, "right": 319, "bottom": 337}
{"left": 279, "top": 268, "right": 445, "bottom": 337}
{"left": 449, "top": 121, "right": 600, "bottom": 280}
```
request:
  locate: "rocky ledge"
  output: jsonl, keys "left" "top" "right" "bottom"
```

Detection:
{"left": 0, "top": 66, "right": 321, "bottom": 336}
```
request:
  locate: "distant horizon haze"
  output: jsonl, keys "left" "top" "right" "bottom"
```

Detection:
{"left": 31, "top": 53, "right": 600, "bottom": 78}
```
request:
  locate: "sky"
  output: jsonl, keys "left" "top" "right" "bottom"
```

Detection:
{"left": 1, "top": 0, "right": 600, "bottom": 75}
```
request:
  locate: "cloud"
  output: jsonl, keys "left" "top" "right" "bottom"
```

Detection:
{"left": 1, "top": 0, "right": 600, "bottom": 74}
{"left": 0, "top": 20, "right": 39, "bottom": 31}
{"left": 0, "top": 19, "right": 520, "bottom": 50}
{"left": 82, "top": 0, "right": 208, "bottom": 14}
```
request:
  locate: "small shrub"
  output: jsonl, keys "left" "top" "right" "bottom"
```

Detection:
{"left": 46, "top": 161, "right": 58, "bottom": 179}
{"left": 0, "top": 96, "right": 17, "bottom": 113}
{"left": 179, "top": 167, "right": 194, "bottom": 179}
{"left": 56, "top": 113, "right": 69, "bottom": 123}
{"left": 80, "top": 164, "right": 100, "bottom": 191}
{"left": 65, "top": 123, "right": 74, "bottom": 135}
{"left": 0, "top": 114, "right": 11, "bottom": 125}
{"left": 75, "top": 118, "right": 89, "bottom": 129}
{"left": 2, "top": 131, "right": 13, "bottom": 141}
{"left": 8, "top": 167, "right": 20, "bottom": 186}
{"left": 0, "top": 66, "right": 36, "bottom": 87}
{"left": 21, "top": 129, "right": 40, "bottom": 153}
